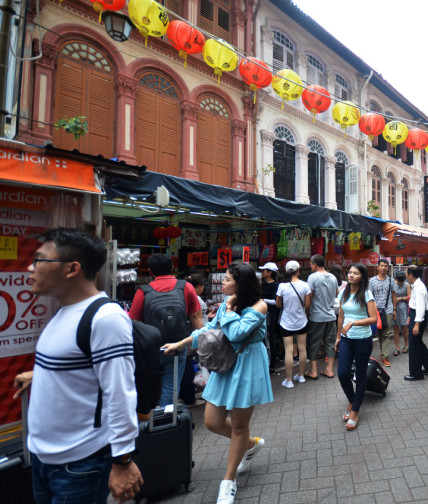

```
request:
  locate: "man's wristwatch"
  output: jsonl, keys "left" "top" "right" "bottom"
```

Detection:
{"left": 112, "top": 452, "right": 134, "bottom": 466}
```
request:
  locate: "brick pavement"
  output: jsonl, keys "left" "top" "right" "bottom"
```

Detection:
{"left": 109, "top": 338, "right": 428, "bottom": 504}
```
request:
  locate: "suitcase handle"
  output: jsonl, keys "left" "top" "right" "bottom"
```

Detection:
{"left": 149, "top": 354, "right": 179, "bottom": 431}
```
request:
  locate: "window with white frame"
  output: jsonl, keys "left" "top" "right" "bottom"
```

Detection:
{"left": 307, "top": 139, "right": 325, "bottom": 206}
{"left": 273, "top": 126, "right": 296, "bottom": 201}
{"left": 402, "top": 178, "right": 409, "bottom": 224}
{"left": 335, "top": 151, "right": 348, "bottom": 211}
{"left": 306, "top": 55, "right": 325, "bottom": 86}
{"left": 371, "top": 166, "right": 381, "bottom": 214}
{"left": 335, "top": 74, "right": 349, "bottom": 102}
{"left": 387, "top": 172, "right": 396, "bottom": 220}
{"left": 272, "top": 31, "right": 294, "bottom": 72}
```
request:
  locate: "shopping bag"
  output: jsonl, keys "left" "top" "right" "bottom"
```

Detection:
{"left": 276, "top": 229, "right": 288, "bottom": 260}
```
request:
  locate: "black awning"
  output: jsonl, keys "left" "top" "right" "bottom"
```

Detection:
{"left": 104, "top": 171, "right": 387, "bottom": 235}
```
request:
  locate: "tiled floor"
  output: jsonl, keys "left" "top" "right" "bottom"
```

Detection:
{"left": 109, "top": 338, "right": 428, "bottom": 503}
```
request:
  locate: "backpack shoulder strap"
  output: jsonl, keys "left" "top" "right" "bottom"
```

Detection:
{"left": 175, "top": 279, "right": 186, "bottom": 292}
{"left": 140, "top": 283, "right": 153, "bottom": 295}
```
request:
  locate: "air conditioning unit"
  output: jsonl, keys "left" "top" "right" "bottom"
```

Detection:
{"left": 156, "top": 185, "right": 170, "bottom": 207}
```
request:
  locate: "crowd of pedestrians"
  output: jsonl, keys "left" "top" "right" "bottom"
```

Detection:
{"left": 11, "top": 227, "right": 428, "bottom": 504}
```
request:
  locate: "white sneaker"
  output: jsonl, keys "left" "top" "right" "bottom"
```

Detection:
{"left": 293, "top": 373, "right": 306, "bottom": 383}
{"left": 237, "top": 437, "right": 265, "bottom": 474}
{"left": 217, "top": 479, "right": 237, "bottom": 503}
{"left": 281, "top": 379, "right": 294, "bottom": 389}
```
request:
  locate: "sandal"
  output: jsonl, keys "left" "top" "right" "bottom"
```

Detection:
{"left": 402, "top": 347, "right": 408, "bottom": 353}
{"left": 342, "top": 411, "right": 350, "bottom": 422}
{"left": 393, "top": 349, "right": 400, "bottom": 356}
{"left": 345, "top": 418, "right": 358, "bottom": 431}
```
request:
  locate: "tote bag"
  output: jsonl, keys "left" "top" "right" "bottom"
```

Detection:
{"left": 276, "top": 229, "right": 288, "bottom": 260}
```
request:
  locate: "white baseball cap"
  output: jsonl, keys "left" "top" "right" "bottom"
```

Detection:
{"left": 259, "top": 262, "right": 279, "bottom": 272}
{"left": 285, "top": 260, "right": 301, "bottom": 273}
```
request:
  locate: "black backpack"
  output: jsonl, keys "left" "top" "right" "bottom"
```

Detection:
{"left": 141, "top": 279, "right": 188, "bottom": 345}
{"left": 76, "top": 297, "right": 163, "bottom": 427}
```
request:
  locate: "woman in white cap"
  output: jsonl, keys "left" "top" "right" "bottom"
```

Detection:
{"left": 276, "top": 260, "right": 311, "bottom": 388}
{"left": 259, "top": 262, "right": 280, "bottom": 375}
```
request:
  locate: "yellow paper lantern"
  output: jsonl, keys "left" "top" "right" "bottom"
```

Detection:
{"left": 128, "top": 0, "right": 169, "bottom": 46}
{"left": 271, "top": 69, "right": 303, "bottom": 110}
{"left": 382, "top": 120, "right": 409, "bottom": 154}
{"left": 203, "top": 39, "right": 238, "bottom": 84}
{"left": 332, "top": 101, "right": 360, "bottom": 137}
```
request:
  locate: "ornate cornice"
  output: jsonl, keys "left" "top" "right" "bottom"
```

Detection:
{"left": 181, "top": 100, "right": 199, "bottom": 120}
{"left": 232, "top": 9, "right": 247, "bottom": 28}
{"left": 33, "top": 41, "right": 58, "bottom": 68}
{"left": 325, "top": 155, "right": 338, "bottom": 166}
{"left": 260, "top": 26, "right": 274, "bottom": 45}
{"left": 260, "top": 129, "right": 275, "bottom": 145}
{"left": 115, "top": 74, "right": 138, "bottom": 97}
{"left": 232, "top": 119, "right": 247, "bottom": 136}
{"left": 242, "top": 96, "right": 255, "bottom": 118}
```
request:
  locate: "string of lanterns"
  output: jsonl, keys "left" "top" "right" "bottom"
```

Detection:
{"left": 91, "top": 0, "right": 428, "bottom": 154}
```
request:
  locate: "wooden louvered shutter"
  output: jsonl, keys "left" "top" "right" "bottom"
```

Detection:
{"left": 159, "top": 96, "right": 180, "bottom": 176}
{"left": 198, "top": 110, "right": 214, "bottom": 183}
{"left": 53, "top": 59, "right": 85, "bottom": 152}
{"left": 199, "top": 0, "right": 214, "bottom": 34}
{"left": 87, "top": 68, "right": 114, "bottom": 157}
{"left": 164, "top": 0, "right": 179, "bottom": 15}
{"left": 216, "top": 115, "right": 231, "bottom": 186}
{"left": 136, "top": 88, "right": 157, "bottom": 171}
{"left": 306, "top": 63, "right": 315, "bottom": 85}
{"left": 286, "top": 50, "right": 294, "bottom": 70}
{"left": 217, "top": 6, "right": 230, "bottom": 42}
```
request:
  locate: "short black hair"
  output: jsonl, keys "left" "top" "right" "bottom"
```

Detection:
{"left": 378, "top": 258, "right": 389, "bottom": 266}
{"left": 311, "top": 254, "right": 325, "bottom": 267}
{"left": 187, "top": 273, "right": 205, "bottom": 288}
{"left": 227, "top": 262, "right": 261, "bottom": 315}
{"left": 38, "top": 228, "right": 106, "bottom": 281}
{"left": 395, "top": 271, "right": 406, "bottom": 282}
{"left": 147, "top": 254, "right": 173, "bottom": 276}
{"left": 408, "top": 265, "right": 422, "bottom": 279}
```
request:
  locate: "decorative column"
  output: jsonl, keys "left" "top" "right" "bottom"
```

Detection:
{"left": 231, "top": 119, "right": 247, "bottom": 190}
{"left": 31, "top": 41, "right": 58, "bottom": 143}
{"left": 395, "top": 182, "right": 403, "bottom": 223}
{"left": 245, "top": 0, "right": 255, "bottom": 55}
{"left": 260, "top": 26, "right": 274, "bottom": 67}
{"left": 232, "top": 8, "right": 246, "bottom": 53}
{"left": 408, "top": 187, "right": 418, "bottom": 225}
{"left": 181, "top": 100, "right": 199, "bottom": 180}
{"left": 115, "top": 74, "right": 138, "bottom": 164}
{"left": 295, "top": 144, "right": 310, "bottom": 204}
{"left": 184, "top": 0, "right": 198, "bottom": 25}
{"left": 381, "top": 177, "right": 389, "bottom": 219}
{"left": 259, "top": 129, "right": 275, "bottom": 197}
{"left": 325, "top": 155, "right": 337, "bottom": 210}
{"left": 326, "top": 72, "right": 336, "bottom": 126}
{"left": 242, "top": 96, "right": 255, "bottom": 192}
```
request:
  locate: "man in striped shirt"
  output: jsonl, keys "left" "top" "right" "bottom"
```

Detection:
{"left": 13, "top": 229, "right": 142, "bottom": 504}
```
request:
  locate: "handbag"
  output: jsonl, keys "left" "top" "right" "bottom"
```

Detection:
{"left": 288, "top": 229, "right": 311, "bottom": 258}
{"left": 276, "top": 229, "right": 288, "bottom": 260}
{"left": 259, "top": 231, "right": 276, "bottom": 264}
{"left": 197, "top": 321, "right": 263, "bottom": 373}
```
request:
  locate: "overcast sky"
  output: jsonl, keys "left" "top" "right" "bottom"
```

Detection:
{"left": 290, "top": 0, "right": 428, "bottom": 119}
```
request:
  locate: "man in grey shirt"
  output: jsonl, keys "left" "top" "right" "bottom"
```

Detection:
{"left": 368, "top": 258, "right": 396, "bottom": 367}
{"left": 305, "top": 255, "right": 338, "bottom": 380}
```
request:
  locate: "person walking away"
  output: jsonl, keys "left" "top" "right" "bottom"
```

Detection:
{"left": 259, "top": 262, "right": 280, "bottom": 375}
{"left": 368, "top": 259, "right": 397, "bottom": 367}
{"left": 404, "top": 265, "right": 428, "bottom": 381}
{"left": 305, "top": 255, "right": 338, "bottom": 379}
{"left": 128, "top": 254, "right": 201, "bottom": 407}
{"left": 276, "top": 260, "right": 310, "bottom": 388}
{"left": 179, "top": 274, "right": 207, "bottom": 407}
{"left": 335, "top": 263, "right": 377, "bottom": 430}
{"left": 162, "top": 262, "right": 273, "bottom": 504}
{"left": 392, "top": 271, "right": 410, "bottom": 356}
{"left": 13, "top": 228, "right": 143, "bottom": 504}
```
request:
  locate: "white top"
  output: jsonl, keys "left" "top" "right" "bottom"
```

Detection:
{"left": 277, "top": 280, "right": 311, "bottom": 331}
{"left": 409, "top": 278, "right": 428, "bottom": 322}
{"left": 28, "top": 293, "right": 138, "bottom": 464}
{"left": 307, "top": 271, "right": 338, "bottom": 322}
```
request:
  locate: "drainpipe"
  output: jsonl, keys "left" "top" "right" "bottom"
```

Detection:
{"left": 360, "top": 70, "right": 373, "bottom": 214}
{"left": 252, "top": 1, "right": 262, "bottom": 193}
{"left": 0, "top": 0, "right": 14, "bottom": 136}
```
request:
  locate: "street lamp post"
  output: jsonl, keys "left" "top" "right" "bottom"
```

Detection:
{"left": 0, "top": 0, "right": 14, "bottom": 137}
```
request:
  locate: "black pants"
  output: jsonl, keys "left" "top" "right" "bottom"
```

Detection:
{"left": 179, "top": 355, "right": 196, "bottom": 405}
{"left": 267, "top": 310, "right": 280, "bottom": 368}
{"left": 408, "top": 308, "right": 428, "bottom": 377}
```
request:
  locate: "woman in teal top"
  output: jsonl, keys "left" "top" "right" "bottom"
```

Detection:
{"left": 163, "top": 262, "right": 273, "bottom": 504}
{"left": 335, "top": 263, "right": 377, "bottom": 431}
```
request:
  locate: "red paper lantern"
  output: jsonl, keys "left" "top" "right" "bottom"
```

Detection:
{"left": 358, "top": 113, "right": 385, "bottom": 141}
{"left": 405, "top": 128, "right": 428, "bottom": 155}
{"left": 91, "top": 0, "right": 126, "bottom": 23}
{"left": 239, "top": 57, "right": 272, "bottom": 102}
{"left": 167, "top": 21, "right": 205, "bottom": 68}
{"left": 153, "top": 227, "right": 167, "bottom": 240}
{"left": 165, "top": 225, "right": 182, "bottom": 239}
{"left": 301, "top": 85, "right": 331, "bottom": 122}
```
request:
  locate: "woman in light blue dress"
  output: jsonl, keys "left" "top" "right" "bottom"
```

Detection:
{"left": 163, "top": 262, "right": 273, "bottom": 504}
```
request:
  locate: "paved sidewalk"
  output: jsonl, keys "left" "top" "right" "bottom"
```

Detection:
{"left": 110, "top": 339, "right": 428, "bottom": 503}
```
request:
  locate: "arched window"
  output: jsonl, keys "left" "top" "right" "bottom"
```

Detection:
{"left": 273, "top": 31, "right": 294, "bottom": 72}
{"left": 273, "top": 126, "right": 295, "bottom": 201}
{"left": 370, "top": 101, "right": 381, "bottom": 113}
{"left": 335, "top": 74, "right": 349, "bottom": 102}
{"left": 53, "top": 41, "right": 115, "bottom": 156}
{"left": 197, "top": 96, "right": 231, "bottom": 186}
{"left": 402, "top": 179, "right": 409, "bottom": 224}
{"left": 335, "top": 151, "right": 348, "bottom": 211}
{"left": 371, "top": 166, "right": 381, "bottom": 215}
{"left": 388, "top": 173, "right": 396, "bottom": 220}
{"left": 306, "top": 55, "right": 325, "bottom": 86}
{"left": 307, "top": 139, "right": 325, "bottom": 206}
{"left": 199, "top": 0, "right": 231, "bottom": 43}
{"left": 136, "top": 72, "right": 181, "bottom": 176}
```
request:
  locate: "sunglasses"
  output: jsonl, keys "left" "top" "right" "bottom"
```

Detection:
{"left": 32, "top": 258, "right": 71, "bottom": 267}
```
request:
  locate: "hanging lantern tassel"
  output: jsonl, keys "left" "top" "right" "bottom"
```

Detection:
{"left": 179, "top": 49, "right": 188, "bottom": 68}
{"left": 250, "top": 83, "right": 257, "bottom": 104}
{"left": 93, "top": 1, "right": 103, "bottom": 23}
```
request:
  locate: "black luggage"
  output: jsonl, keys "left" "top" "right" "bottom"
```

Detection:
{"left": 366, "top": 357, "right": 390, "bottom": 396}
{"left": 134, "top": 355, "right": 195, "bottom": 502}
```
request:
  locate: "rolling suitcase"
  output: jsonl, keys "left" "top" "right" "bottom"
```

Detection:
{"left": 366, "top": 357, "right": 390, "bottom": 397}
{"left": 134, "top": 355, "right": 195, "bottom": 502}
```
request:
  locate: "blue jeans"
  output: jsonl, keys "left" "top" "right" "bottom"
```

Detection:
{"left": 159, "top": 347, "right": 187, "bottom": 407}
{"left": 32, "top": 451, "right": 112, "bottom": 504}
{"left": 337, "top": 336, "right": 373, "bottom": 413}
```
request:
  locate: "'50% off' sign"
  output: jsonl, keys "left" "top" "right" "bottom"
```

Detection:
{"left": 0, "top": 272, "right": 48, "bottom": 357}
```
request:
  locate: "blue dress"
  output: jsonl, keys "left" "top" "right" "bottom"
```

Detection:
{"left": 191, "top": 299, "right": 274, "bottom": 410}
